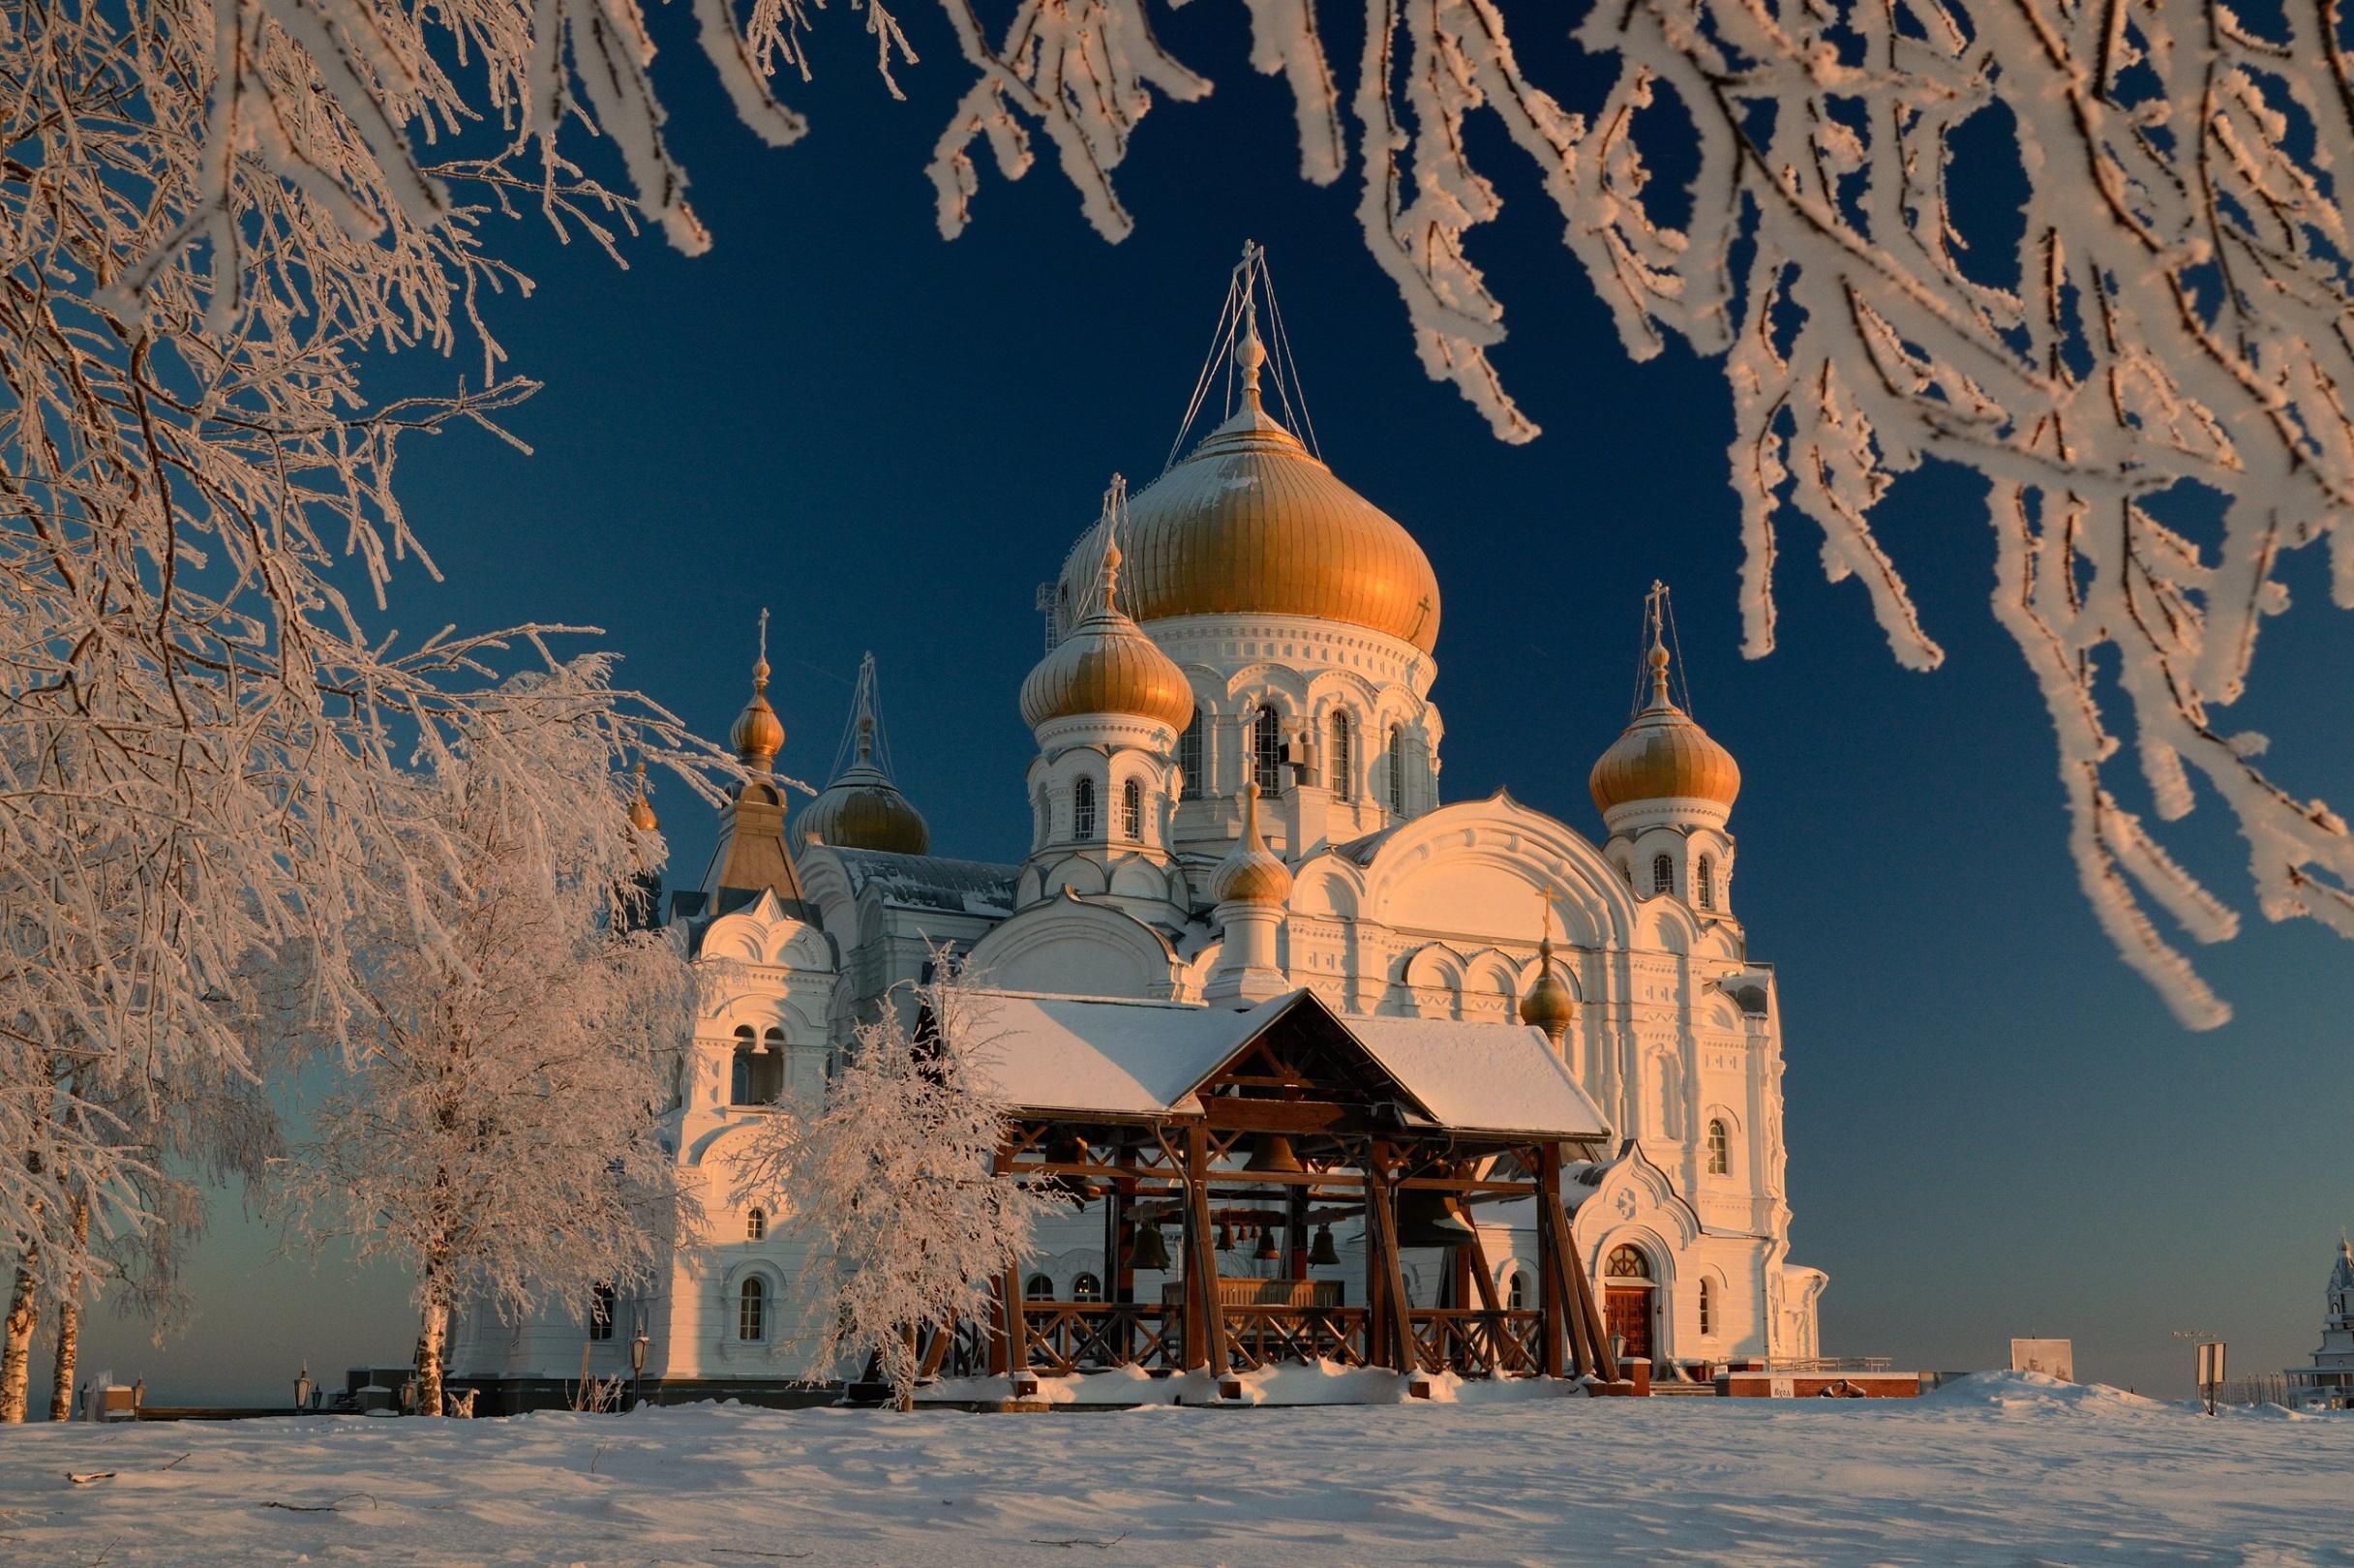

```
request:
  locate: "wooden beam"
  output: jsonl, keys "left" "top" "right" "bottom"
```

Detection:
{"left": 1365, "top": 1141, "right": 1422, "bottom": 1374}
{"left": 1183, "top": 1120, "right": 1228, "bottom": 1376}
{"left": 1532, "top": 1143, "right": 1566, "bottom": 1378}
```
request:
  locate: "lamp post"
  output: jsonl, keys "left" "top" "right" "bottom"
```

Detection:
{"left": 629, "top": 1323, "right": 650, "bottom": 1410}
{"left": 293, "top": 1364, "right": 314, "bottom": 1414}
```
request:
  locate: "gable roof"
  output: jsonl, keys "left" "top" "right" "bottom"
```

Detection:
{"left": 961, "top": 987, "right": 1610, "bottom": 1141}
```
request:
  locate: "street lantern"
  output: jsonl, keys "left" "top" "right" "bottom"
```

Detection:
{"left": 630, "top": 1323, "right": 650, "bottom": 1409}
{"left": 293, "top": 1364, "right": 314, "bottom": 1413}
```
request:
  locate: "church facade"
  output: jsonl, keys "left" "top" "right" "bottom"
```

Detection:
{"left": 453, "top": 272, "right": 1826, "bottom": 1402}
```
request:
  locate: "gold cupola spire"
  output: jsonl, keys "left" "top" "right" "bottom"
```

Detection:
{"left": 729, "top": 609, "right": 786, "bottom": 770}
{"left": 1588, "top": 583, "right": 1740, "bottom": 820}
{"left": 1020, "top": 477, "right": 1195, "bottom": 734}
{"left": 799, "top": 652, "right": 930, "bottom": 856}
{"left": 628, "top": 757, "right": 660, "bottom": 833}
{"left": 1210, "top": 780, "right": 1292, "bottom": 907}
{"left": 1519, "top": 888, "right": 1575, "bottom": 1044}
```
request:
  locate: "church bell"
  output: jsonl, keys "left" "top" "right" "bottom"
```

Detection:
{"left": 1128, "top": 1221, "right": 1172, "bottom": 1273}
{"left": 1308, "top": 1225, "right": 1340, "bottom": 1267}
{"left": 1392, "top": 1190, "right": 1478, "bottom": 1249}
{"left": 1242, "top": 1133, "right": 1304, "bottom": 1175}
{"left": 1253, "top": 1225, "right": 1282, "bottom": 1262}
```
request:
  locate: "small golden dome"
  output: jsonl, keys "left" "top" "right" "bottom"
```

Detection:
{"left": 1520, "top": 937, "right": 1575, "bottom": 1040}
{"left": 800, "top": 714, "right": 930, "bottom": 856}
{"left": 1056, "top": 322, "right": 1440, "bottom": 655}
{"left": 627, "top": 760, "right": 660, "bottom": 834}
{"left": 730, "top": 654, "right": 785, "bottom": 769}
{"left": 1021, "top": 537, "right": 1195, "bottom": 734}
{"left": 1588, "top": 641, "right": 1740, "bottom": 816}
{"left": 1211, "top": 781, "right": 1292, "bottom": 907}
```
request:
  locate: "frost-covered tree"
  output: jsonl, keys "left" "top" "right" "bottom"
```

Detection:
{"left": 266, "top": 677, "right": 695, "bottom": 1416}
{"left": 735, "top": 950, "right": 1056, "bottom": 1409}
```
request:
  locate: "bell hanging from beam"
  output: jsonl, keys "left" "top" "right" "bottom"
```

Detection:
{"left": 1129, "top": 1221, "right": 1172, "bottom": 1273}
{"left": 1308, "top": 1224, "right": 1340, "bottom": 1267}
{"left": 1242, "top": 1133, "right": 1304, "bottom": 1175}
{"left": 1216, "top": 1220, "right": 1233, "bottom": 1252}
{"left": 1253, "top": 1224, "right": 1281, "bottom": 1262}
{"left": 1393, "top": 1189, "right": 1478, "bottom": 1249}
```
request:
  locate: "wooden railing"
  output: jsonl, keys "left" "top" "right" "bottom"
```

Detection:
{"left": 1408, "top": 1308, "right": 1545, "bottom": 1375}
{"left": 993, "top": 1300, "right": 1547, "bottom": 1378}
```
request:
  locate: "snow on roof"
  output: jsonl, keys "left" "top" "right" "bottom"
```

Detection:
{"left": 963, "top": 988, "right": 1609, "bottom": 1141}
{"left": 963, "top": 991, "right": 1283, "bottom": 1118}
{"left": 832, "top": 850, "right": 1017, "bottom": 917}
{"left": 1349, "top": 1016, "right": 1611, "bottom": 1139}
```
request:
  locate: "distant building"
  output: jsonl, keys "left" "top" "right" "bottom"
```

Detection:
{"left": 2284, "top": 1235, "right": 2354, "bottom": 1412}
{"left": 451, "top": 257, "right": 1827, "bottom": 1407}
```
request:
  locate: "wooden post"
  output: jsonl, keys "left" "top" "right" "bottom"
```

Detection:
{"left": 1532, "top": 1143, "right": 1566, "bottom": 1378}
{"left": 1364, "top": 1141, "right": 1421, "bottom": 1373}
{"left": 1182, "top": 1121, "right": 1228, "bottom": 1375}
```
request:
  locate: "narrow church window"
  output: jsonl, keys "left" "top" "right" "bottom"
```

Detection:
{"left": 1071, "top": 1273, "right": 1103, "bottom": 1303}
{"left": 1330, "top": 711, "right": 1354, "bottom": 801}
{"left": 1506, "top": 1271, "right": 1526, "bottom": 1311}
{"left": 1177, "top": 709, "right": 1203, "bottom": 799}
{"left": 1121, "top": 778, "right": 1143, "bottom": 840}
{"left": 1697, "top": 855, "right": 1716, "bottom": 910}
{"left": 588, "top": 1284, "right": 616, "bottom": 1341}
{"left": 1252, "top": 708, "right": 1283, "bottom": 793}
{"left": 1073, "top": 776, "right": 1098, "bottom": 838}
{"left": 1706, "top": 1119, "right": 1730, "bottom": 1175}
{"left": 1652, "top": 854, "right": 1675, "bottom": 896}
{"left": 737, "top": 1278, "right": 766, "bottom": 1342}
{"left": 746, "top": 1207, "right": 767, "bottom": 1241}
{"left": 1024, "top": 1274, "right": 1053, "bottom": 1300}
{"left": 732, "top": 1040, "right": 782, "bottom": 1105}
{"left": 1699, "top": 1277, "right": 1717, "bottom": 1337}
{"left": 1388, "top": 725, "right": 1407, "bottom": 813}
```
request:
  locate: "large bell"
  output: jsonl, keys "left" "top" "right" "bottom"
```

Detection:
{"left": 1393, "top": 1189, "right": 1478, "bottom": 1249}
{"left": 1308, "top": 1225, "right": 1340, "bottom": 1267}
{"left": 1242, "top": 1133, "right": 1304, "bottom": 1175}
{"left": 1129, "top": 1221, "right": 1172, "bottom": 1273}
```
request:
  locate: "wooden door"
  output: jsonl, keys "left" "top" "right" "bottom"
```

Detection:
{"left": 1605, "top": 1286, "right": 1653, "bottom": 1362}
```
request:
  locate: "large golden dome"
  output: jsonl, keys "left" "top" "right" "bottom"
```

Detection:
{"left": 1021, "top": 539, "right": 1196, "bottom": 734}
{"left": 1058, "top": 331, "right": 1440, "bottom": 654}
{"left": 1589, "top": 644, "right": 1741, "bottom": 816}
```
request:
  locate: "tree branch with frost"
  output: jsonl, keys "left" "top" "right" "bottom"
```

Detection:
{"left": 733, "top": 947, "right": 1056, "bottom": 1409}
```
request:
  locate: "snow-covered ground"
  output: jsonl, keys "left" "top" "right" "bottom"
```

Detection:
{"left": 3, "top": 1373, "right": 2348, "bottom": 1565}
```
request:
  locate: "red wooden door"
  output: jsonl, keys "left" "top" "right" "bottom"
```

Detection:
{"left": 1605, "top": 1287, "right": 1653, "bottom": 1361}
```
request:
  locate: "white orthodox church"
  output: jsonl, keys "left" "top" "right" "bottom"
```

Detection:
{"left": 453, "top": 260, "right": 1827, "bottom": 1405}
{"left": 2285, "top": 1236, "right": 2354, "bottom": 1411}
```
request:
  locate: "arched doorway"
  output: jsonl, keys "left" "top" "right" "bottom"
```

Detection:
{"left": 1603, "top": 1244, "right": 1657, "bottom": 1363}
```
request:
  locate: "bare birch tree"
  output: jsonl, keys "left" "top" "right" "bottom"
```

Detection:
{"left": 267, "top": 675, "right": 695, "bottom": 1416}
{"left": 734, "top": 951, "right": 1055, "bottom": 1409}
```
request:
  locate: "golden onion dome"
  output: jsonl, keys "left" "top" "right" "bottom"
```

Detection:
{"left": 1020, "top": 538, "right": 1195, "bottom": 734}
{"left": 1519, "top": 935, "right": 1575, "bottom": 1040}
{"left": 1588, "top": 642, "right": 1741, "bottom": 817}
{"left": 1057, "top": 318, "right": 1441, "bottom": 655}
{"left": 799, "top": 714, "right": 930, "bottom": 856}
{"left": 1210, "top": 781, "right": 1293, "bottom": 907}
{"left": 730, "top": 655, "right": 786, "bottom": 769}
{"left": 627, "top": 760, "right": 660, "bottom": 834}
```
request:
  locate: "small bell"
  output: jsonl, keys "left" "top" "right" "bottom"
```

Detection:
{"left": 1253, "top": 1226, "right": 1281, "bottom": 1262}
{"left": 1308, "top": 1225, "right": 1340, "bottom": 1267}
{"left": 1130, "top": 1221, "right": 1172, "bottom": 1273}
{"left": 1217, "top": 1220, "right": 1233, "bottom": 1252}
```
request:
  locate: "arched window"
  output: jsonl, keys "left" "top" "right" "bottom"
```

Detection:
{"left": 1505, "top": 1271, "right": 1526, "bottom": 1312}
{"left": 1071, "top": 1273, "right": 1103, "bottom": 1303}
{"left": 1605, "top": 1245, "right": 1652, "bottom": 1282}
{"left": 1072, "top": 776, "right": 1097, "bottom": 839}
{"left": 1699, "top": 1277, "right": 1717, "bottom": 1337}
{"left": 588, "top": 1284, "right": 616, "bottom": 1341}
{"left": 1706, "top": 1118, "right": 1730, "bottom": 1175}
{"left": 731, "top": 1026, "right": 781, "bottom": 1106}
{"left": 1177, "top": 709, "right": 1203, "bottom": 799}
{"left": 1121, "top": 778, "right": 1143, "bottom": 840}
{"left": 1697, "top": 855, "right": 1715, "bottom": 910}
{"left": 746, "top": 1207, "right": 767, "bottom": 1241}
{"left": 1388, "top": 725, "right": 1407, "bottom": 813}
{"left": 1023, "top": 1274, "right": 1054, "bottom": 1301}
{"left": 1329, "top": 711, "right": 1354, "bottom": 801}
{"left": 1252, "top": 708, "right": 1283, "bottom": 794}
{"left": 737, "top": 1278, "right": 766, "bottom": 1342}
{"left": 1652, "top": 854, "right": 1675, "bottom": 896}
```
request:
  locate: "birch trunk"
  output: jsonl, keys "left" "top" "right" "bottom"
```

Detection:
{"left": 416, "top": 1295, "right": 449, "bottom": 1417}
{"left": 46, "top": 1195, "right": 89, "bottom": 1421}
{"left": 0, "top": 1257, "right": 37, "bottom": 1423}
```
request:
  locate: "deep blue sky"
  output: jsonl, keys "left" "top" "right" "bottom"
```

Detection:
{"left": 54, "top": 7, "right": 2352, "bottom": 1406}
